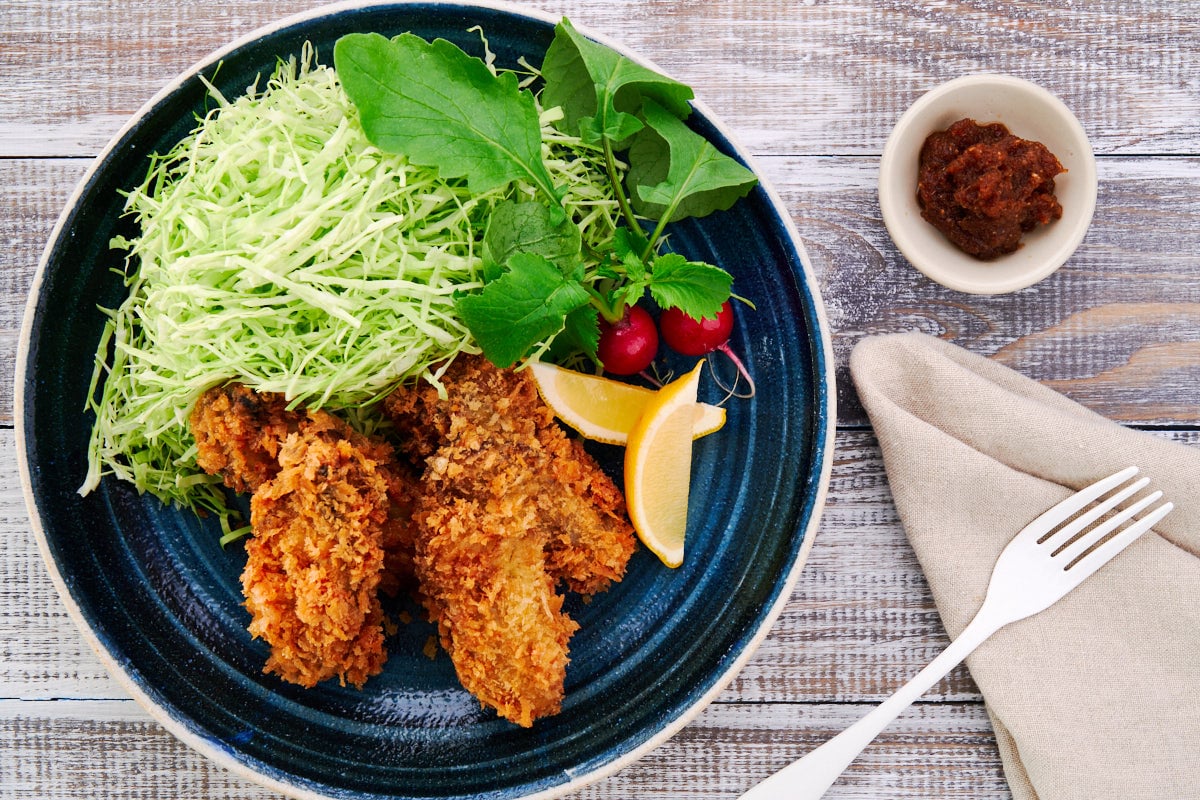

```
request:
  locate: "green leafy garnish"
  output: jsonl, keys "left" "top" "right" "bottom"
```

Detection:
{"left": 481, "top": 200, "right": 582, "bottom": 280}
{"left": 86, "top": 21, "right": 761, "bottom": 522}
{"left": 553, "top": 304, "right": 603, "bottom": 362}
{"left": 456, "top": 253, "right": 591, "bottom": 367}
{"left": 337, "top": 19, "right": 756, "bottom": 366}
{"left": 82, "top": 43, "right": 621, "bottom": 522}
{"left": 600, "top": 229, "right": 732, "bottom": 323}
{"left": 335, "top": 32, "right": 560, "bottom": 202}
{"left": 645, "top": 253, "right": 733, "bottom": 320}
{"left": 541, "top": 17, "right": 693, "bottom": 149}
{"left": 628, "top": 99, "right": 759, "bottom": 225}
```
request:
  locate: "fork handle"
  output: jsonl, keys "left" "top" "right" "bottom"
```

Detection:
{"left": 740, "top": 611, "right": 1005, "bottom": 800}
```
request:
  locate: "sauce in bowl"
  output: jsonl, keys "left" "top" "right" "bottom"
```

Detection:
{"left": 917, "top": 118, "right": 1065, "bottom": 260}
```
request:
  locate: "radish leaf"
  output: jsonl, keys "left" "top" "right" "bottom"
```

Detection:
{"left": 542, "top": 18, "right": 693, "bottom": 148}
{"left": 455, "top": 253, "right": 591, "bottom": 367}
{"left": 550, "top": 305, "right": 603, "bottom": 363}
{"left": 482, "top": 200, "right": 582, "bottom": 280}
{"left": 335, "top": 32, "right": 559, "bottom": 202}
{"left": 629, "top": 99, "right": 758, "bottom": 223}
{"left": 648, "top": 253, "right": 733, "bottom": 319}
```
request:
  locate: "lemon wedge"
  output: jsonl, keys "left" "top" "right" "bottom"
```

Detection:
{"left": 529, "top": 361, "right": 724, "bottom": 446}
{"left": 623, "top": 361, "right": 705, "bottom": 568}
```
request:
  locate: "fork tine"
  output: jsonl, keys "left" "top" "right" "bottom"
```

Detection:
{"left": 1054, "top": 490, "right": 1162, "bottom": 565}
{"left": 1062, "top": 501, "right": 1173, "bottom": 579}
{"left": 1020, "top": 467, "right": 1139, "bottom": 541}
{"left": 1039, "top": 476, "right": 1150, "bottom": 548}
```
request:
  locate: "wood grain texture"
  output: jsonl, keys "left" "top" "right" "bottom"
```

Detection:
{"left": 0, "top": 428, "right": 967, "bottom": 703}
{"left": 1, "top": 700, "right": 1011, "bottom": 799}
{"left": 8, "top": 430, "right": 1197, "bottom": 703}
{"left": 3, "top": 424, "right": 1020, "bottom": 796}
{"left": 1, "top": 0, "right": 1197, "bottom": 158}
{"left": 789, "top": 154, "right": 1200, "bottom": 422}
{"left": 0, "top": 158, "right": 91, "bottom": 427}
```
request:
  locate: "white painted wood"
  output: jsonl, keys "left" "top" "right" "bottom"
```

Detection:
{"left": 1, "top": 1, "right": 1197, "bottom": 158}
{"left": 5, "top": 430, "right": 1197, "bottom": 796}
{"left": 0, "top": 428, "right": 969, "bottom": 703}
{"left": 0, "top": 699, "right": 1011, "bottom": 799}
{"left": 4, "top": 158, "right": 1200, "bottom": 427}
{"left": 10, "top": 430, "right": 1194, "bottom": 701}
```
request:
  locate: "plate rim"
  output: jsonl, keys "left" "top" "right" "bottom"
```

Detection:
{"left": 14, "top": 2, "right": 837, "bottom": 797}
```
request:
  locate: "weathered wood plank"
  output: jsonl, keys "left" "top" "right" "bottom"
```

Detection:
{"left": 0, "top": 0, "right": 1196, "bottom": 158}
{"left": 4, "top": 2, "right": 1196, "bottom": 798}
{"left": 0, "top": 699, "right": 1011, "bottom": 799}
{"left": 0, "top": 432, "right": 130, "bottom": 700}
{"left": 731, "top": 424, "right": 1199, "bottom": 704}
{"left": 0, "top": 157, "right": 91, "bottom": 427}
{"left": 5, "top": 156, "right": 1199, "bottom": 427}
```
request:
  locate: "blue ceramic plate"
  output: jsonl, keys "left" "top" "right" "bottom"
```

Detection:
{"left": 17, "top": 2, "right": 834, "bottom": 798}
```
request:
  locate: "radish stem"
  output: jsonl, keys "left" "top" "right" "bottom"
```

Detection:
{"left": 708, "top": 343, "right": 756, "bottom": 400}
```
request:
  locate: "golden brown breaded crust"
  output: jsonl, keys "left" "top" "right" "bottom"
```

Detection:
{"left": 416, "top": 492, "right": 578, "bottom": 727}
{"left": 408, "top": 365, "right": 577, "bottom": 726}
{"left": 537, "top": 433, "right": 637, "bottom": 597}
{"left": 384, "top": 356, "right": 636, "bottom": 596}
{"left": 386, "top": 356, "right": 635, "bottom": 725}
{"left": 190, "top": 383, "right": 298, "bottom": 494}
{"left": 191, "top": 383, "right": 422, "bottom": 690}
{"left": 244, "top": 430, "right": 390, "bottom": 688}
{"left": 191, "top": 363, "right": 632, "bottom": 716}
{"left": 190, "top": 383, "right": 420, "bottom": 592}
{"left": 381, "top": 376, "right": 458, "bottom": 470}
{"left": 374, "top": 459, "right": 420, "bottom": 598}
{"left": 292, "top": 413, "right": 422, "bottom": 598}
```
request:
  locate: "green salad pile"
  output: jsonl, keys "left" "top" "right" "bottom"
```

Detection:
{"left": 83, "top": 20, "right": 757, "bottom": 531}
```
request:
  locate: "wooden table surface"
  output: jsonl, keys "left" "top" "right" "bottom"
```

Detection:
{"left": 3, "top": 1, "right": 1198, "bottom": 798}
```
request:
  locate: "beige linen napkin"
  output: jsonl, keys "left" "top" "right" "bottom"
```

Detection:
{"left": 849, "top": 332, "right": 1200, "bottom": 800}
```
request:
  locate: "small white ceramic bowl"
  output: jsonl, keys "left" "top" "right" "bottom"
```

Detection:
{"left": 879, "top": 74, "right": 1097, "bottom": 294}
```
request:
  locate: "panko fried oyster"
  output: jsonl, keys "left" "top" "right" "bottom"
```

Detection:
{"left": 189, "top": 359, "right": 635, "bottom": 726}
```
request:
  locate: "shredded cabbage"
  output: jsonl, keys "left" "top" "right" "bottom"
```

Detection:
{"left": 82, "top": 46, "right": 620, "bottom": 526}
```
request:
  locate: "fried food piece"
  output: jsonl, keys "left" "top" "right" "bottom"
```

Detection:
{"left": 385, "top": 356, "right": 635, "bottom": 725}
{"left": 384, "top": 357, "right": 636, "bottom": 596}
{"left": 189, "top": 383, "right": 297, "bottom": 494}
{"left": 190, "top": 383, "right": 421, "bottom": 688}
{"left": 190, "top": 383, "right": 420, "bottom": 592}
{"left": 372, "top": 454, "right": 419, "bottom": 598}
{"left": 417, "top": 490, "right": 578, "bottom": 727}
{"left": 243, "top": 429, "right": 390, "bottom": 688}
{"left": 538, "top": 432, "right": 635, "bottom": 596}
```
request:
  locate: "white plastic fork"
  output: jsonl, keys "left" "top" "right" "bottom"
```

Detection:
{"left": 740, "top": 466, "right": 1173, "bottom": 800}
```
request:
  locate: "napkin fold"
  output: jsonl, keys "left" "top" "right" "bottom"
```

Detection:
{"left": 849, "top": 332, "right": 1200, "bottom": 800}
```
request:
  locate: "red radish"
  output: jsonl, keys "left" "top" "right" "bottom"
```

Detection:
{"left": 597, "top": 305, "right": 658, "bottom": 375}
{"left": 660, "top": 301, "right": 755, "bottom": 398}
{"left": 659, "top": 302, "right": 734, "bottom": 355}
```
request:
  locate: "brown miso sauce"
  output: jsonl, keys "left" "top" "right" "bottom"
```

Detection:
{"left": 916, "top": 118, "right": 1065, "bottom": 260}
